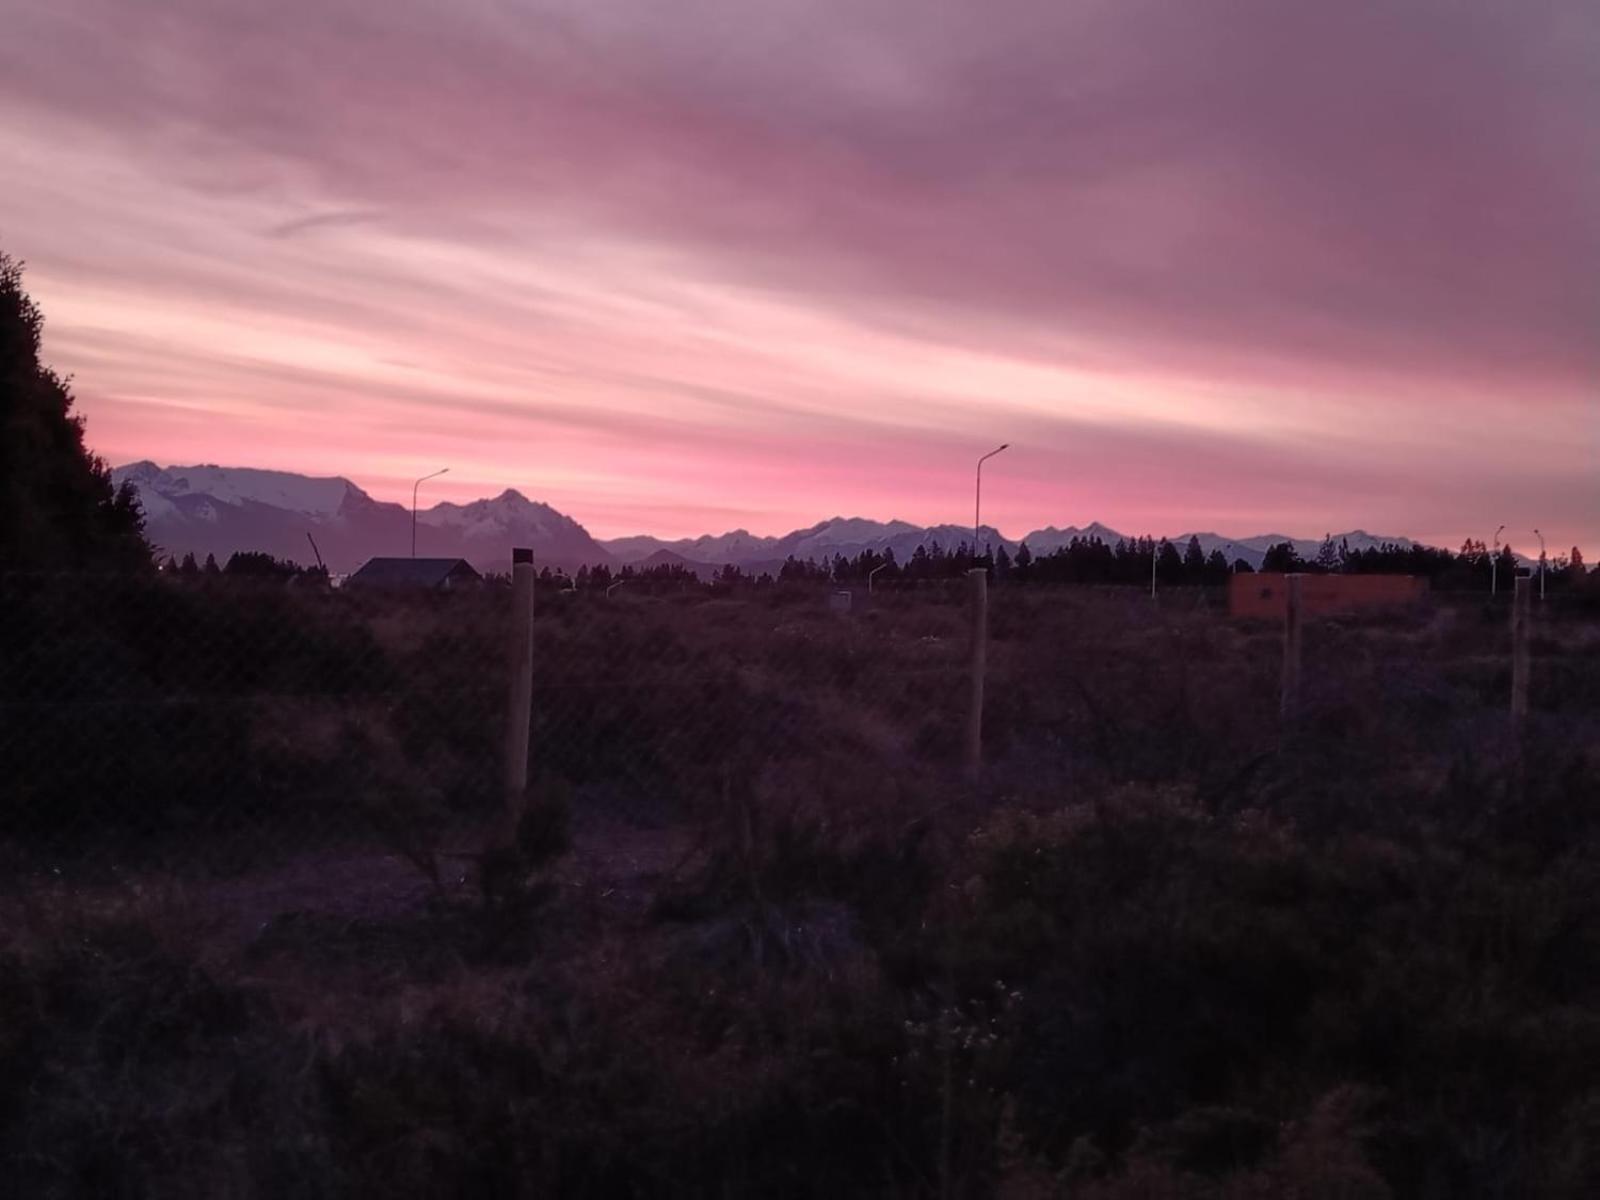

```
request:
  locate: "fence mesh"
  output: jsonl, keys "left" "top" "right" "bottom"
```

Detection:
{"left": 3, "top": 569, "right": 1594, "bottom": 890}
{"left": 7, "top": 568, "right": 1600, "bottom": 1195}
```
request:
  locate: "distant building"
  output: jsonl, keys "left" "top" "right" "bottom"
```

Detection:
{"left": 348, "top": 557, "right": 482, "bottom": 590}
{"left": 1230, "top": 572, "right": 1427, "bottom": 619}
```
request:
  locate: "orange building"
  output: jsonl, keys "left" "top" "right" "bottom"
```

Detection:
{"left": 1229, "top": 572, "right": 1428, "bottom": 619}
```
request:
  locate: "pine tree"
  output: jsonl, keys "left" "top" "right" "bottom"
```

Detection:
{"left": 1315, "top": 534, "right": 1340, "bottom": 573}
{"left": 1014, "top": 541, "right": 1033, "bottom": 582}
{"left": 1, "top": 251, "right": 149, "bottom": 569}
{"left": 1262, "top": 541, "right": 1302, "bottom": 573}
{"left": 1183, "top": 536, "right": 1206, "bottom": 582}
{"left": 1205, "top": 548, "right": 1229, "bottom": 584}
{"left": 203, "top": 553, "right": 221, "bottom": 575}
{"left": 1156, "top": 539, "right": 1184, "bottom": 584}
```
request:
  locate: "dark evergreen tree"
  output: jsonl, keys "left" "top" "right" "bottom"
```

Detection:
{"left": 224, "top": 551, "right": 295, "bottom": 579}
{"left": 1205, "top": 548, "right": 1229, "bottom": 585}
{"left": 1155, "top": 539, "right": 1184, "bottom": 585}
{"left": 0, "top": 251, "right": 149, "bottom": 570}
{"left": 1261, "top": 541, "right": 1302, "bottom": 573}
{"left": 909, "top": 544, "right": 930, "bottom": 579}
{"left": 1183, "top": 536, "right": 1206, "bottom": 581}
{"left": 1013, "top": 541, "right": 1033, "bottom": 582}
{"left": 1314, "top": 534, "right": 1340, "bottom": 573}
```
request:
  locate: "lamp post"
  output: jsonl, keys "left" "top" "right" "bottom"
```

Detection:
{"left": 974, "top": 443, "right": 1009, "bottom": 568}
{"left": 606, "top": 578, "right": 630, "bottom": 598}
{"left": 411, "top": 468, "right": 449, "bottom": 557}
{"left": 869, "top": 561, "right": 891, "bottom": 594}
{"left": 1535, "top": 528, "right": 1547, "bottom": 601}
{"left": 1492, "top": 525, "right": 1505, "bottom": 597}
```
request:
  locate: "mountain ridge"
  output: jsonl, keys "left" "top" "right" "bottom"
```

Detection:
{"left": 115, "top": 461, "right": 1440, "bottom": 575}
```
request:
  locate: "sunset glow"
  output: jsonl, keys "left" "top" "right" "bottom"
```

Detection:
{"left": 3, "top": 0, "right": 1595, "bottom": 551}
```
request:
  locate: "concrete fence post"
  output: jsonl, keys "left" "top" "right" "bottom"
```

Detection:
{"left": 500, "top": 548, "right": 536, "bottom": 846}
{"left": 965, "top": 567, "right": 988, "bottom": 784}
{"left": 1280, "top": 574, "right": 1303, "bottom": 719}
{"left": 1511, "top": 573, "right": 1531, "bottom": 724}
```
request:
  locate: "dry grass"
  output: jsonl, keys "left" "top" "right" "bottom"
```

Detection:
{"left": 4, "top": 584, "right": 1600, "bottom": 1196}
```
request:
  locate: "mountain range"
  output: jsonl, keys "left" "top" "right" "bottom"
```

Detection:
{"left": 114, "top": 461, "right": 1422, "bottom": 576}
{"left": 112, "top": 462, "right": 610, "bottom": 572}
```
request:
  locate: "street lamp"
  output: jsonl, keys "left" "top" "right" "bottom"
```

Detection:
{"left": 1492, "top": 525, "right": 1505, "bottom": 597}
{"left": 606, "top": 578, "right": 630, "bottom": 598}
{"left": 411, "top": 468, "right": 449, "bottom": 557}
{"left": 1535, "top": 528, "right": 1547, "bottom": 600}
{"left": 869, "top": 561, "right": 891, "bottom": 593}
{"left": 974, "top": 443, "right": 1009, "bottom": 568}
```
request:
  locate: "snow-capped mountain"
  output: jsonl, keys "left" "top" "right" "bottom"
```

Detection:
{"left": 113, "top": 463, "right": 611, "bottom": 572}
{"left": 114, "top": 461, "right": 1432, "bottom": 577}
{"left": 114, "top": 461, "right": 360, "bottom": 524}
{"left": 605, "top": 529, "right": 781, "bottom": 565}
{"left": 1018, "top": 523, "right": 1127, "bottom": 555}
{"left": 602, "top": 518, "right": 1013, "bottom": 568}
{"left": 602, "top": 516, "right": 1427, "bottom": 572}
{"left": 419, "top": 490, "right": 598, "bottom": 548}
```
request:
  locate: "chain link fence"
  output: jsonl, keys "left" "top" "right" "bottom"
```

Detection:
{"left": 4, "top": 568, "right": 1595, "bottom": 892}
{"left": 6, "top": 567, "right": 1600, "bottom": 1197}
{"left": 0, "top": 572, "right": 993, "bottom": 883}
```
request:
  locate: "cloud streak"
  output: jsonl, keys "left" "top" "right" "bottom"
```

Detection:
{"left": 1, "top": 0, "right": 1595, "bottom": 551}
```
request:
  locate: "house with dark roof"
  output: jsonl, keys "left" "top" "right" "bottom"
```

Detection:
{"left": 347, "top": 557, "right": 482, "bottom": 590}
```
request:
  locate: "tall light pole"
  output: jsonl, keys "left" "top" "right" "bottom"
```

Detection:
{"left": 412, "top": 468, "right": 449, "bottom": 557}
{"left": 1535, "top": 528, "right": 1547, "bottom": 601}
{"left": 974, "top": 443, "right": 1008, "bottom": 568}
{"left": 869, "top": 561, "right": 891, "bottom": 594}
{"left": 1492, "top": 525, "right": 1505, "bottom": 597}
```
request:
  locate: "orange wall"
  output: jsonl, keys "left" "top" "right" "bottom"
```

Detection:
{"left": 1229, "top": 573, "right": 1428, "bottom": 619}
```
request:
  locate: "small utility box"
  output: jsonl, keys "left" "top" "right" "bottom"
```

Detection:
{"left": 829, "top": 590, "right": 854, "bottom": 615}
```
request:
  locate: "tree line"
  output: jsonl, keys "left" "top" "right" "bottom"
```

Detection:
{"left": 559, "top": 533, "right": 1591, "bottom": 594}
{"left": 199, "top": 534, "right": 1581, "bottom": 595}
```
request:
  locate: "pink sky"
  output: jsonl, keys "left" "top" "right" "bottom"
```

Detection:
{"left": 3, "top": 0, "right": 1596, "bottom": 555}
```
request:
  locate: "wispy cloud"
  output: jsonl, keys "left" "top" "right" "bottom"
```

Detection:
{"left": 265, "top": 210, "right": 383, "bottom": 240}
{"left": 1, "top": 0, "right": 1595, "bottom": 549}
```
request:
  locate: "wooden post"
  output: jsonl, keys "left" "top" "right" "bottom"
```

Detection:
{"left": 965, "top": 567, "right": 988, "bottom": 784}
{"left": 500, "top": 548, "right": 536, "bottom": 846}
{"left": 1280, "top": 574, "right": 1303, "bottom": 719}
{"left": 1511, "top": 573, "right": 1531, "bottom": 724}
